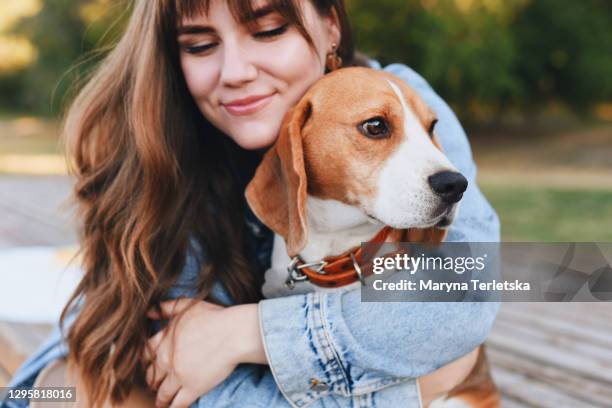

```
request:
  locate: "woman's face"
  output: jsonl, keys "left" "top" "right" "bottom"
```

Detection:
{"left": 178, "top": 0, "right": 340, "bottom": 150}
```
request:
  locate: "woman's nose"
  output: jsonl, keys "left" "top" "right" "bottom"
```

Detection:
{"left": 219, "top": 43, "right": 258, "bottom": 86}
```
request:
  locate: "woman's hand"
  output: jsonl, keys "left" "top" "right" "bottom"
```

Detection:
{"left": 143, "top": 298, "right": 267, "bottom": 408}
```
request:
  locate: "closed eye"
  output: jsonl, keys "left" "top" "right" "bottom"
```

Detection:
{"left": 253, "top": 23, "right": 289, "bottom": 39}
{"left": 185, "top": 43, "right": 217, "bottom": 54}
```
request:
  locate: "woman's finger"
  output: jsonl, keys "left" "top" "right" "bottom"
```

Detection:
{"left": 155, "top": 373, "right": 181, "bottom": 408}
{"left": 169, "top": 388, "right": 197, "bottom": 408}
{"left": 146, "top": 361, "right": 168, "bottom": 391}
{"left": 145, "top": 363, "right": 154, "bottom": 388}
{"left": 149, "top": 298, "right": 195, "bottom": 320}
{"left": 143, "top": 330, "right": 165, "bottom": 365}
{"left": 148, "top": 298, "right": 224, "bottom": 320}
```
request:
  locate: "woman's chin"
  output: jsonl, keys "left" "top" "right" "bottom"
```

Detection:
{"left": 232, "top": 131, "right": 278, "bottom": 151}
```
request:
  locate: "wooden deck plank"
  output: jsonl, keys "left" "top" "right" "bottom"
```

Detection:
{"left": 492, "top": 316, "right": 612, "bottom": 366}
{"left": 0, "top": 321, "right": 53, "bottom": 375}
{"left": 497, "top": 304, "right": 612, "bottom": 350}
{"left": 488, "top": 321, "right": 612, "bottom": 384}
{"left": 502, "top": 302, "right": 612, "bottom": 326}
{"left": 502, "top": 303, "right": 612, "bottom": 332}
{"left": 0, "top": 362, "right": 11, "bottom": 387}
{"left": 498, "top": 304, "right": 612, "bottom": 347}
{"left": 489, "top": 302, "right": 612, "bottom": 407}
{"left": 488, "top": 347, "right": 612, "bottom": 406}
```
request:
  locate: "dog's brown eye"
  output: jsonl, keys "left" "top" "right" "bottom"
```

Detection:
{"left": 358, "top": 117, "right": 390, "bottom": 139}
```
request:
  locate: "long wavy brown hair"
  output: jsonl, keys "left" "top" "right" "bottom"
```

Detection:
{"left": 59, "top": 0, "right": 368, "bottom": 405}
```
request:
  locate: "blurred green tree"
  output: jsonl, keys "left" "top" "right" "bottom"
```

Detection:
{"left": 513, "top": 0, "right": 612, "bottom": 114}
{"left": 349, "top": 0, "right": 612, "bottom": 119}
{"left": 349, "top": 0, "right": 524, "bottom": 119}
{"left": 0, "top": 0, "right": 127, "bottom": 115}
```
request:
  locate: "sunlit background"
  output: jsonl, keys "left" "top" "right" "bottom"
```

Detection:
{"left": 1, "top": 1, "right": 612, "bottom": 405}
{"left": 1, "top": 0, "right": 611, "bottom": 241}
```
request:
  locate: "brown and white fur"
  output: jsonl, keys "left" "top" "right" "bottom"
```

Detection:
{"left": 246, "top": 67, "right": 499, "bottom": 408}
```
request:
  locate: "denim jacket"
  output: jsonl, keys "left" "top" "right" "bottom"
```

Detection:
{"left": 2, "top": 61, "right": 500, "bottom": 408}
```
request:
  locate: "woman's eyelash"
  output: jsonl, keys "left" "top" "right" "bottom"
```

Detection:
{"left": 186, "top": 43, "right": 217, "bottom": 54}
{"left": 253, "top": 23, "right": 289, "bottom": 39}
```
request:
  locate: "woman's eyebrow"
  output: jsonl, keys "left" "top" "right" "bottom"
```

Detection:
{"left": 247, "top": 4, "right": 277, "bottom": 21}
{"left": 178, "top": 25, "right": 214, "bottom": 35}
{"left": 177, "top": 5, "right": 277, "bottom": 35}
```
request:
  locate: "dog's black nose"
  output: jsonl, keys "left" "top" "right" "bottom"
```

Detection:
{"left": 428, "top": 171, "right": 468, "bottom": 203}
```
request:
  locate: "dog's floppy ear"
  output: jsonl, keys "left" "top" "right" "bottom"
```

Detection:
{"left": 245, "top": 99, "right": 312, "bottom": 257}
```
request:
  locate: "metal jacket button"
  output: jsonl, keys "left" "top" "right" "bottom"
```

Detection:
{"left": 309, "top": 378, "right": 329, "bottom": 392}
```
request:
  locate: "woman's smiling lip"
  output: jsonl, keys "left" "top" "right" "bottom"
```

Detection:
{"left": 222, "top": 93, "right": 275, "bottom": 116}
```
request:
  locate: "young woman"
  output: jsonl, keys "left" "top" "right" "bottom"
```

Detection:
{"left": 4, "top": 0, "right": 500, "bottom": 407}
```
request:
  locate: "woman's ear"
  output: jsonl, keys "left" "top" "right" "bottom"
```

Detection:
{"left": 326, "top": 7, "right": 341, "bottom": 48}
{"left": 245, "top": 99, "right": 312, "bottom": 257}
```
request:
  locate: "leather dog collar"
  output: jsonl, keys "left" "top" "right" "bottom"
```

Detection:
{"left": 285, "top": 226, "right": 393, "bottom": 289}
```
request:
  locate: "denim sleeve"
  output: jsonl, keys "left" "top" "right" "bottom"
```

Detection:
{"left": 257, "top": 63, "right": 501, "bottom": 407}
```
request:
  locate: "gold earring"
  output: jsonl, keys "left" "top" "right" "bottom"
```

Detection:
{"left": 325, "top": 43, "right": 342, "bottom": 72}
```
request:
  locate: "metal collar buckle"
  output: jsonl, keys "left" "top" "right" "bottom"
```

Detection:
{"left": 350, "top": 252, "right": 366, "bottom": 286}
{"left": 285, "top": 257, "right": 328, "bottom": 289}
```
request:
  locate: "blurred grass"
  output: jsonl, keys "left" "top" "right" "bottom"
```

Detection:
{"left": 481, "top": 184, "right": 612, "bottom": 242}
{"left": 474, "top": 121, "right": 612, "bottom": 242}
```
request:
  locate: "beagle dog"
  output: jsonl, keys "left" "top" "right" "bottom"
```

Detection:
{"left": 246, "top": 67, "right": 499, "bottom": 408}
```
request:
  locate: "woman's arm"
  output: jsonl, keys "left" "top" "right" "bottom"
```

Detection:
{"left": 147, "top": 63, "right": 500, "bottom": 408}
